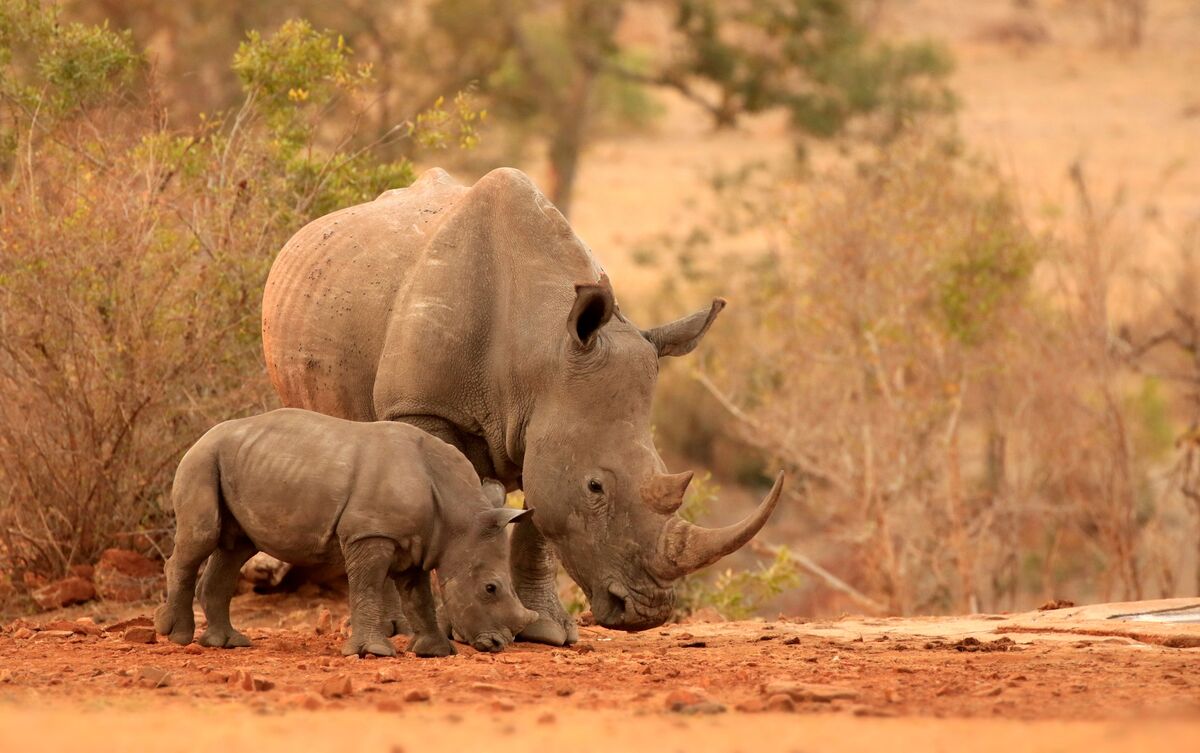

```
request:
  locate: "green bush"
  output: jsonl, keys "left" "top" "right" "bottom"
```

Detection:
{"left": 0, "top": 7, "right": 476, "bottom": 595}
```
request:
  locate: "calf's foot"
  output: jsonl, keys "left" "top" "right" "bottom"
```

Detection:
{"left": 199, "top": 625, "right": 252, "bottom": 648}
{"left": 342, "top": 633, "right": 397, "bottom": 657}
{"left": 154, "top": 603, "right": 195, "bottom": 646}
{"left": 407, "top": 632, "right": 455, "bottom": 658}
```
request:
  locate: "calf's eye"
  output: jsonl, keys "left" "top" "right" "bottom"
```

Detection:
{"left": 587, "top": 478, "right": 604, "bottom": 494}
{"left": 485, "top": 583, "right": 497, "bottom": 595}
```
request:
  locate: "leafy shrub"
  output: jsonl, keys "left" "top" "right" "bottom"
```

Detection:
{"left": 641, "top": 132, "right": 1198, "bottom": 615}
{"left": 0, "top": 6, "right": 477, "bottom": 593}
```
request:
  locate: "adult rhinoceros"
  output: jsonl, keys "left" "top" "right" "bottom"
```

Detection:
{"left": 261, "top": 167, "right": 783, "bottom": 645}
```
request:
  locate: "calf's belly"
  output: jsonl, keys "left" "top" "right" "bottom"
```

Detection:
{"left": 221, "top": 483, "right": 346, "bottom": 567}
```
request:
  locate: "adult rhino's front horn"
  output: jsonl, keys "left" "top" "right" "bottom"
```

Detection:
{"left": 649, "top": 471, "right": 786, "bottom": 580}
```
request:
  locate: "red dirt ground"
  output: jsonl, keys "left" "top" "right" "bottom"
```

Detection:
{"left": 1, "top": 595, "right": 1198, "bottom": 751}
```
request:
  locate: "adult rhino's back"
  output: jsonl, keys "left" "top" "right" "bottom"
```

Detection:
{"left": 263, "top": 169, "right": 469, "bottom": 421}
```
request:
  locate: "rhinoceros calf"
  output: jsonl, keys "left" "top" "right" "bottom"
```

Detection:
{"left": 154, "top": 408, "right": 537, "bottom": 657}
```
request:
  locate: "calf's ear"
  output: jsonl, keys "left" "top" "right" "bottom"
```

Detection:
{"left": 479, "top": 507, "right": 533, "bottom": 531}
{"left": 481, "top": 479, "right": 508, "bottom": 508}
{"left": 642, "top": 298, "right": 726, "bottom": 357}
{"left": 568, "top": 274, "right": 615, "bottom": 349}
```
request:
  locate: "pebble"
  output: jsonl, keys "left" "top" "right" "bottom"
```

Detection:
{"left": 320, "top": 674, "right": 353, "bottom": 699}
{"left": 12, "top": 627, "right": 34, "bottom": 640}
{"left": 137, "top": 666, "right": 172, "bottom": 689}
{"left": 403, "top": 688, "right": 430, "bottom": 703}
{"left": 123, "top": 626, "right": 157, "bottom": 644}
{"left": 764, "top": 693, "right": 796, "bottom": 712}
{"left": 230, "top": 669, "right": 274, "bottom": 692}
{"left": 286, "top": 691, "right": 324, "bottom": 710}
{"left": 760, "top": 680, "right": 859, "bottom": 703}
{"left": 315, "top": 607, "right": 333, "bottom": 636}
{"left": 491, "top": 699, "right": 515, "bottom": 712}
{"left": 470, "top": 682, "right": 506, "bottom": 693}
{"left": 32, "top": 630, "right": 76, "bottom": 640}
{"left": 44, "top": 620, "right": 95, "bottom": 636}
{"left": 665, "top": 687, "right": 725, "bottom": 714}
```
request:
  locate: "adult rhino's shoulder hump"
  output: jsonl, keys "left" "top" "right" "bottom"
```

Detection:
{"left": 375, "top": 167, "right": 458, "bottom": 201}
{"left": 374, "top": 166, "right": 465, "bottom": 204}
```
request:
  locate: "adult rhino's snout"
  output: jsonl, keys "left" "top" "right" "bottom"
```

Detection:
{"left": 594, "top": 581, "right": 675, "bottom": 632}
{"left": 649, "top": 471, "right": 786, "bottom": 581}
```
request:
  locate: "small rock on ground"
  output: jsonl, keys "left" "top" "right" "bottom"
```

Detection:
{"left": 137, "top": 666, "right": 172, "bottom": 689}
{"left": 665, "top": 687, "right": 725, "bottom": 714}
{"left": 320, "top": 674, "right": 353, "bottom": 699}
{"left": 761, "top": 681, "right": 859, "bottom": 703}
{"left": 123, "top": 626, "right": 157, "bottom": 644}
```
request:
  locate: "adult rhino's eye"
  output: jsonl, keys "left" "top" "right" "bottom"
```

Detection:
{"left": 587, "top": 478, "right": 604, "bottom": 494}
{"left": 485, "top": 583, "right": 497, "bottom": 595}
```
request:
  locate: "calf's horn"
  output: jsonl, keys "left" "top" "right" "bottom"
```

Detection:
{"left": 652, "top": 471, "right": 785, "bottom": 580}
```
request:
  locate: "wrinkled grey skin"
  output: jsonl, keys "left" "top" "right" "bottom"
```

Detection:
{"left": 262, "top": 167, "right": 784, "bottom": 644}
{"left": 154, "top": 409, "right": 537, "bottom": 657}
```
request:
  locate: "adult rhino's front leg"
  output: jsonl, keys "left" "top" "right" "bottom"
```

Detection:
{"left": 510, "top": 515, "right": 578, "bottom": 646}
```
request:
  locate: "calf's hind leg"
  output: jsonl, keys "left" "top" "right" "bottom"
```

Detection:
{"left": 382, "top": 579, "right": 412, "bottom": 637}
{"left": 155, "top": 462, "right": 222, "bottom": 645}
{"left": 197, "top": 537, "right": 257, "bottom": 648}
{"left": 341, "top": 537, "right": 398, "bottom": 657}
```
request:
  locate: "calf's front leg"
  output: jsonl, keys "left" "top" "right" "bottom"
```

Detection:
{"left": 340, "top": 536, "right": 398, "bottom": 657}
{"left": 397, "top": 569, "right": 455, "bottom": 657}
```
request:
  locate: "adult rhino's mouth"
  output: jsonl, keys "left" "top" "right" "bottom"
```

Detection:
{"left": 591, "top": 580, "right": 676, "bottom": 631}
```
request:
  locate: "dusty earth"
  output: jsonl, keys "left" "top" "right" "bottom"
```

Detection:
{"left": 1, "top": 595, "right": 1197, "bottom": 752}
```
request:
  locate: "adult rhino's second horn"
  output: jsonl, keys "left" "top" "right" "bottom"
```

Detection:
{"left": 651, "top": 471, "right": 786, "bottom": 580}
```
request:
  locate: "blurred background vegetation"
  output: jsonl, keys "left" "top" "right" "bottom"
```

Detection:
{"left": 2, "top": 0, "right": 1198, "bottom": 618}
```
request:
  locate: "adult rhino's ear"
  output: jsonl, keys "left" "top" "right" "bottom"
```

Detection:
{"left": 568, "top": 274, "right": 615, "bottom": 350}
{"left": 479, "top": 507, "right": 533, "bottom": 531}
{"left": 642, "top": 298, "right": 727, "bottom": 357}
{"left": 481, "top": 479, "right": 507, "bottom": 509}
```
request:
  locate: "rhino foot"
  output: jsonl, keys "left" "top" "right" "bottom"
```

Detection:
{"left": 408, "top": 633, "right": 455, "bottom": 658}
{"left": 342, "top": 634, "right": 397, "bottom": 658}
{"left": 154, "top": 604, "right": 195, "bottom": 646}
{"left": 517, "top": 612, "right": 579, "bottom": 647}
{"left": 199, "top": 626, "right": 252, "bottom": 649}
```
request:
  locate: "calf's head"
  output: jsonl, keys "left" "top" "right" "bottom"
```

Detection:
{"left": 438, "top": 481, "right": 538, "bottom": 652}
{"left": 524, "top": 277, "right": 785, "bottom": 631}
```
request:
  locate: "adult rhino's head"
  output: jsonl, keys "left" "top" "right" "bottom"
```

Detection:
{"left": 524, "top": 275, "right": 785, "bottom": 631}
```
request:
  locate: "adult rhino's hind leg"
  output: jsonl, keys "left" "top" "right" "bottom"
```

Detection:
{"left": 197, "top": 537, "right": 257, "bottom": 648}
{"left": 341, "top": 537, "right": 398, "bottom": 657}
{"left": 511, "top": 516, "right": 578, "bottom": 646}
